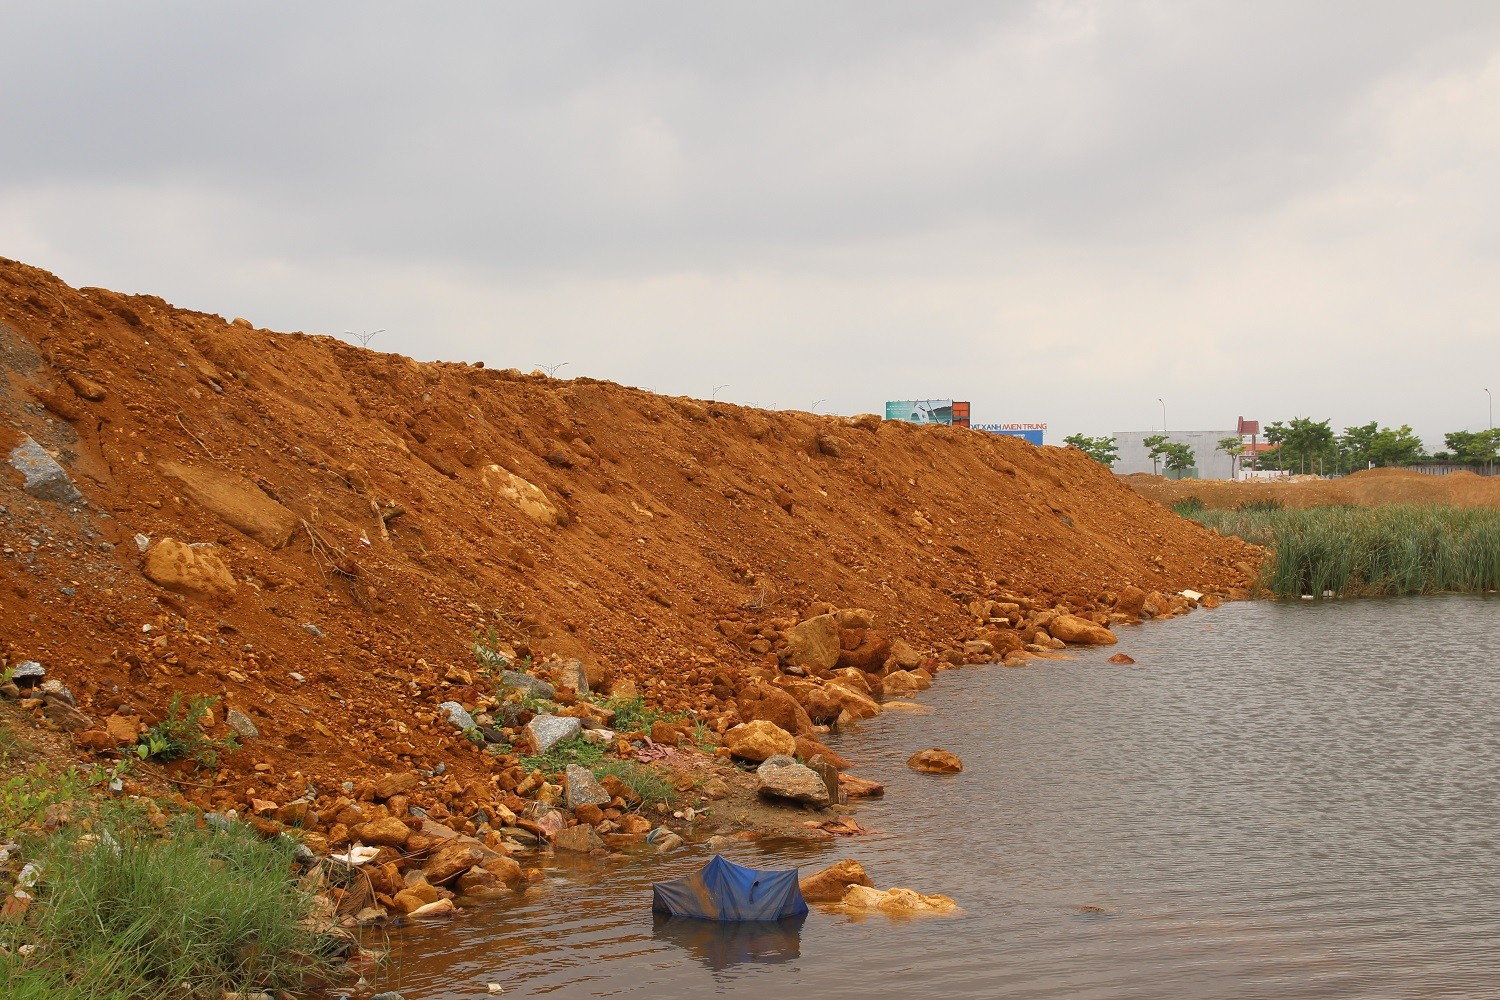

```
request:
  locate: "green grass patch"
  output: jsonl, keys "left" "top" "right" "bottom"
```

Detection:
{"left": 593, "top": 760, "right": 674, "bottom": 806}
{"left": 1, "top": 818, "right": 332, "bottom": 998}
{"left": 1171, "top": 496, "right": 1205, "bottom": 516}
{"left": 1185, "top": 504, "right": 1500, "bottom": 597}
{"left": 594, "top": 694, "right": 686, "bottom": 733}
{"left": 517, "top": 736, "right": 676, "bottom": 808}
{"left": 517, "top": 734, "right": 607, "bottom": 773}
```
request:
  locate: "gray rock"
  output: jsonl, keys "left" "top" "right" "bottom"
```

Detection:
{"left": 564, "top": 764, "right": 611, "bottom": 809}
{"left": 526, "top": 714, "right": 582, "bottom": 755}
{"left": 301, "top": 623, "right": 324, "bottom": 638}
{"left": 552, "top": 658, "right": 589, "bottom": 695}
{"left": 501, "top": 670, "right": 556, "bottom": 701}
{"left": 134, "top": 533, "right": 151, "bottom": 553}
{"left": 11, "top": 661, "right": 44, "bottom": 686}
{"left": 39, "top": 679, "right": 74, "bottom": 704}
{"left": 437, "top": 701, "right": 477, "bottom": 732}
{"left": 755, "top": 754, "right": 832, "bottom": 807}
{"left": 8, "top": 437, "right": 83, "bottom": 504}
{"left": 371, "top": 993, "right": 408, "bottom": 1000}
{"left": 225, "top": 709, "right": 260, "bottom": 741}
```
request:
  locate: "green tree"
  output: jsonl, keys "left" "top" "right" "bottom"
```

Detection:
{"left": 1063, "top": 433, "right": 1119, "bottom": 467}
{"left": 1162, "top": 442, "right": 1196, "bottom": 478}
{"left": 1216, "top": 435, "right": 1244, "bottom": 479}
{"left": 1142, "top": 433, "right": 1169, "bottom": 476}
{"left": 1336, "top": 422, "right": 1425, "bottom": 471}
{"left": 1444, "top": 428, "right": 1500, "bottom": 466}
{"left": 1265, "top": 417, "right": 1335, "bottom": 474}
{"left": 1368, "top": 424, "right": 1425, "bottom": 467}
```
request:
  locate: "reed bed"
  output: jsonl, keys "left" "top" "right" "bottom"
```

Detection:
{"left": 1183, "top": 504, "right": 1500, "bottom": 598}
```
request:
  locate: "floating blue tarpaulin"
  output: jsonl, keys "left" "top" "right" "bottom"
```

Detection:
{"left": 651, "top": 855, "right": 809, "bottom": 921}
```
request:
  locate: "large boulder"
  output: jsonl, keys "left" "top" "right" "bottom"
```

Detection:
{"left": 799, "top": 859, "right": 874, "bottom": 903}
{"left": 553, "top": 824, "right": 604, "bottom": 853}
{"left": 784, "top": 614, "right": 841, "bottom": 671}
{"left": 823, "top": 680, "right": 882, "bottom": 719}
{"left": 881, "top": 670, "right": 930, "bottom": 698}
{"left": 526, "top": 715, "right": 582, "bottom": 755}
{"left": 423, "top": 840, "right": 487, "bottom": 885}
{"left": 1114, "top": 585, "right": 1147, "bottom": 617}
{"left": 373, "top": 772, "right": 419, "bottom": 800}
{"left": 8, "top": 436, "right": 83, "bottom": 503}
{"left": 756, "top": 755, "right": 831, "bottom": 807}
{"left": 836, "top": 630, "right": 892, "bottom": 672}
{"left": 887, "top": 638, "right": 924, "bottom": 670}
{"left": 158, "top": 460, "right": 298, "bottom": 549}
{"left": 500, "top": 670, "right": 556, "bottom": 701}
{"left": 736, "top": 682, "right": 814, "bottom": 736}
{"left": 722, "top": 720, "right": 796, "bottom": 763}
{"left": 481, "top": 465, "right": 561, "bottom": 526}
{"left": 841, "top": 884, "right": 958, "bottom": 914}
{"left": 1048, "top": 614, "right": 1118, "bottom": 646}
{"left": 907, "top": 748, "right": 963, "bottom": 775}
{"left": 142, "top": 539, "right": 237, "bottom": 598}
{"left": 838, "top": 774, "right": 885, "bottom": 798}
{"left": 564, "top": 764, "right": 610, "bottom": 809}
{"left": 352, "top": 816, "right": 411, "bottom": 849}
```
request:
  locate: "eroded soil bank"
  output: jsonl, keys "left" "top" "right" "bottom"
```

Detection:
{"left": 0, "top": 257, "right": 1260, "bottom": 972}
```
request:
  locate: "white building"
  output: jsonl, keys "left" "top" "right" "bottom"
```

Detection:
{"left": 1111, "top": 429, "right": 1243, "bottom": 480}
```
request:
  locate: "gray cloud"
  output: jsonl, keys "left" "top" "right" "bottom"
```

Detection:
{"left": 4, "top": 1, "right": 1499, "bottom": 447}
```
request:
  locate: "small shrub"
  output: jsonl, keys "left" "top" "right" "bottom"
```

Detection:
{"left": 0, "top": 763, "right": 86, "bottom": 834}
{"left": 1171, "top": 496, "right": 1205, "bottom": 516}
{"left": 1235, "top": 498, "right": 1284, "bottom": 513}
{"left": 137, "top": 694, "right": 239, "bottom": 769}
{"left": 471, "top": 625, "right": 512, "bottom": 674}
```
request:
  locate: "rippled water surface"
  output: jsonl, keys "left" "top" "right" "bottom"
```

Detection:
{"left": 372, "top": 596, "right": 1500, "bottom": 998}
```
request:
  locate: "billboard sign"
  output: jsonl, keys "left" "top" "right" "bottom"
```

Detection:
{"left": 885, "top": 400, "right": 956, "bottom": 425}
{"left": 974, "top": 422, "right": 1046, "bottom": 446}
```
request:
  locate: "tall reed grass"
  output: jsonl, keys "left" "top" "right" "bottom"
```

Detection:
{"left": 1185, "top": 504, "right": 1500, "bottom": 598}
{"left": 0, "top": 817, "right": 331, "bottom": 999}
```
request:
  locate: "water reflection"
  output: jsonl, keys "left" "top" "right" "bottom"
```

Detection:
{"left": 373, "top": 596, "right": 1500, "bottom": 998}
{"left": 651, "top": 913, "right": 806, "bottom": 976}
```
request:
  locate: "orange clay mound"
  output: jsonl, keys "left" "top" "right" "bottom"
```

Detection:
{"left": 0, "top": 257, "right": 1258, "bottom": 830}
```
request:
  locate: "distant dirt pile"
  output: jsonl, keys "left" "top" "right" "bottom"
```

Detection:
{"left": 1128, "top": 468, "right": 1500, "bottom": 510}
{"left": 0, "top": 257, "right": 1257, "bottom": 830}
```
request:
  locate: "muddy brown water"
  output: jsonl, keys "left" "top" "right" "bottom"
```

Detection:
{"left": 362, "top": 596, "right": 1499, "bottom": 998}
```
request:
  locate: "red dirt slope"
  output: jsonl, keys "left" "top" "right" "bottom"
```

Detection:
{"left": 0, "top": 257, "right": 1258, "bottom": 826}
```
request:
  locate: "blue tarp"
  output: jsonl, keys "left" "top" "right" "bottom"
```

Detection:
{"left": 651, "top": 855, "right": 809, "bottom": 921}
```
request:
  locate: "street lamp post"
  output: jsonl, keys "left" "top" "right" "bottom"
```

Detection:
{"left": 1158, "top": 398, "right": 1166, "bottom": 432}
{"left": 1486, "top": 388, "right": 1493, "bottom": 476}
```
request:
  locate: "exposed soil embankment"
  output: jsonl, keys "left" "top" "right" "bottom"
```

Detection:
{"left": 0, "top": 257, "right": 1258, "bottom": 832}
{"left": 1128, "top": 468, "right": 1500, "bottom": 510}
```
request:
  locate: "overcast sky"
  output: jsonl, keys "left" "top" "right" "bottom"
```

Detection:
{"left": 4, "top": 2, "right": 1499, "bottom": 450}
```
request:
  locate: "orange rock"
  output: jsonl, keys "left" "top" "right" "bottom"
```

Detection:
{"left": 794, "top": 736, "right": 850, "bottom": 770}
{"left": 838, "top": 773, "right": 885, "bottom": 798}
{"left": 736, "top": 682, "right": 815, "bottom": 736}
{"left": 906, "top": 749, "right": 963, "bottom": 775}
{"left": 373, "top": 772, "right": 419, "bottom": 800}
{"left": 352, "top": 816, "right": 411, "bottom": 848}
{"left": 722, "top": 720, "right": 796, "bottom": 762}
{"left": 799, "top": 859, "right": 873, "bottom": 902}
